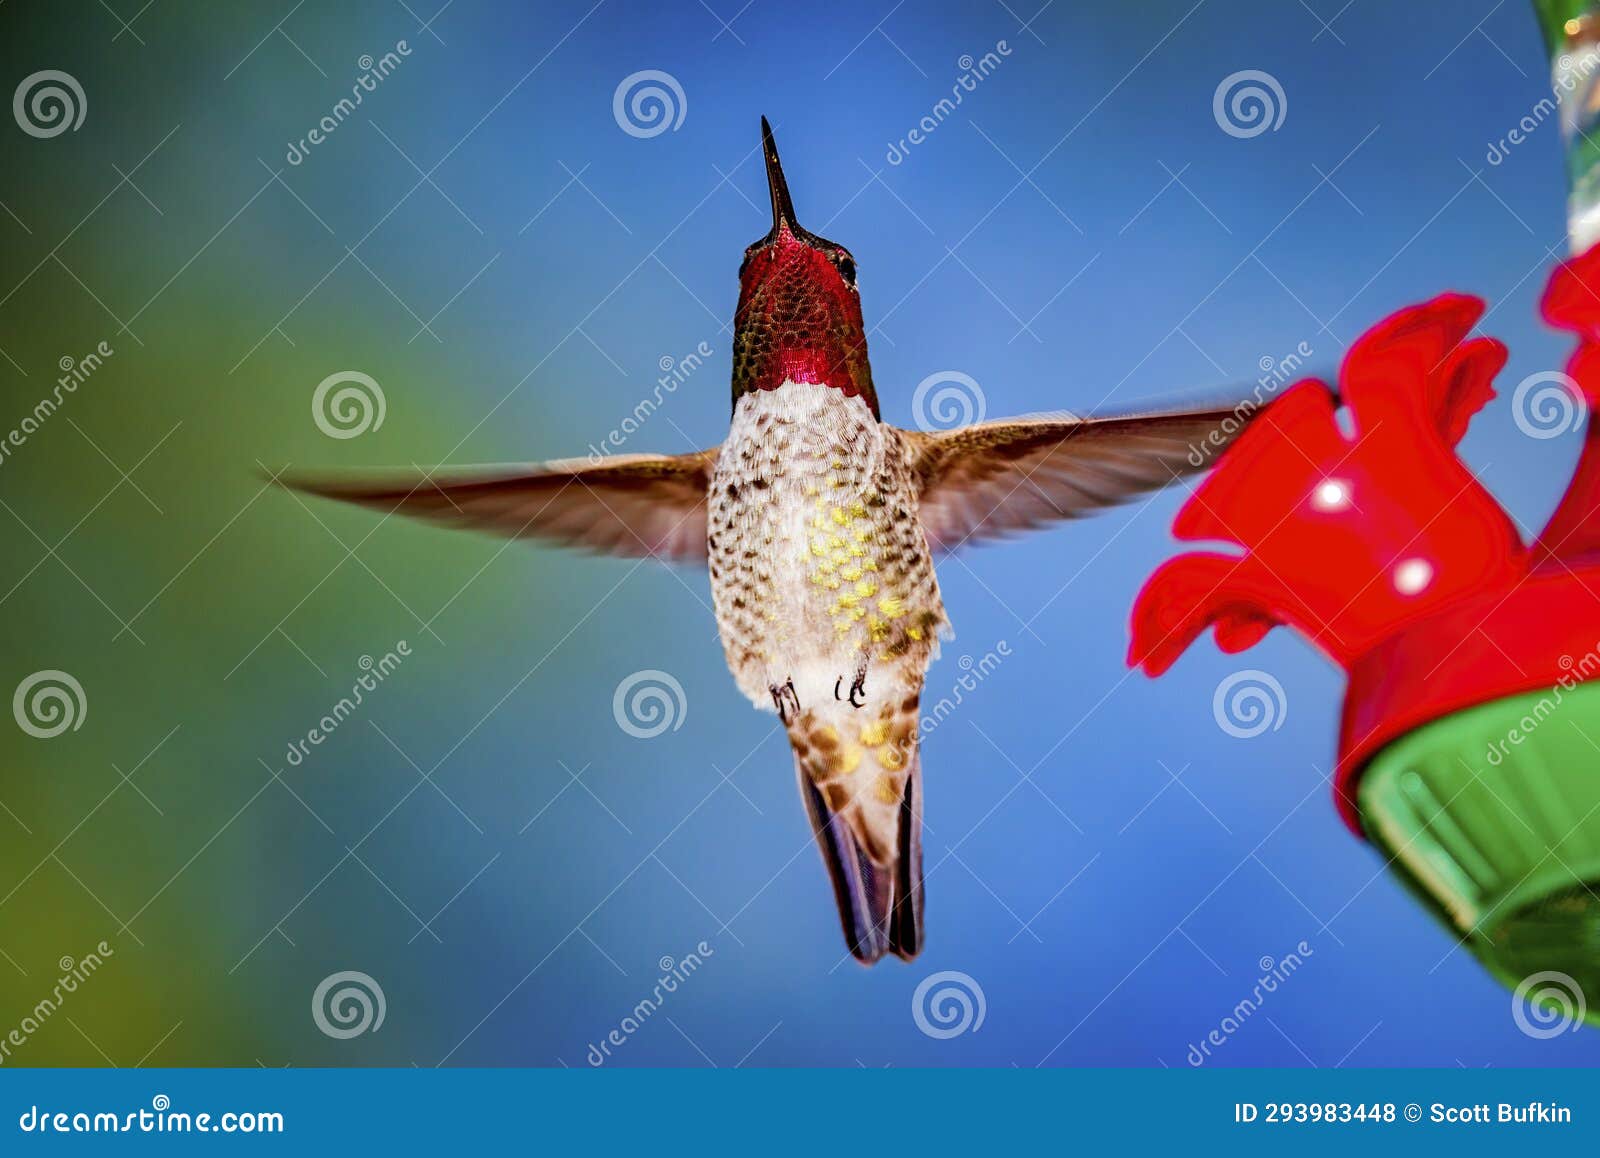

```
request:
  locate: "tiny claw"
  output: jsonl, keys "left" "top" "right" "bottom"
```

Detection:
{"left": 847, "top": 665, "right": 867, "bottom": 709}
{"left": 771, "top": 678, "right": 800, "bottom": 724}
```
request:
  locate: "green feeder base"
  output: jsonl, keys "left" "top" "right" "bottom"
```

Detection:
{"left": 1357, "top": 681, "right": 1600, "bottom": 1025}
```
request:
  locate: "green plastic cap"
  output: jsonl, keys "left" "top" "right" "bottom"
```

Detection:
{"left": 1358, "top": 681, "right": 1600, "bottom": 1026}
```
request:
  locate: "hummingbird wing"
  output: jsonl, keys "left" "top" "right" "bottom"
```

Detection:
{"left": 281, "top": 449, "right": 719, "bottom": 562}
{"left": 898, "top": 401, "right": 1246, "bottom": 552}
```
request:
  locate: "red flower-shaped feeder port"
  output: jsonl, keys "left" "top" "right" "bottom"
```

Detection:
{"left": 1130, "top": 243, "right": 1600, "bottom": 1021}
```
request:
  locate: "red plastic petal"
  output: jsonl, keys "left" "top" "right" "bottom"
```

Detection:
{"left": 1131, "top": 290, "right": 1523, "bottom": 677}
{"left": 1540, "top": 242, "right": 1600, "bottom": 340}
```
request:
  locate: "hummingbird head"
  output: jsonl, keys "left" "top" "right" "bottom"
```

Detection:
{"left": 730, "top": 118, "right": 878, "bottom": 418}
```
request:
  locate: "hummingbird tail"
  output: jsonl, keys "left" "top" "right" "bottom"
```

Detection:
{"left": 793, "top": 745, "right": 924, "bottom": 964}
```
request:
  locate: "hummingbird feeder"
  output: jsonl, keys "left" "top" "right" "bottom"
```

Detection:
{"left": 1127, "top": 253, "right": 1600, "bottom": 1019}
{"left": 1126, "top": 0, "right": 1600, "bottom": 1026}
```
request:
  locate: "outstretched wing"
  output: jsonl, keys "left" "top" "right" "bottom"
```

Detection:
{"left": 900, "top": 401, "right": 1249, "bottom": 553}
{"left": 282, "top": 449, "right": 719, "bottom": 563}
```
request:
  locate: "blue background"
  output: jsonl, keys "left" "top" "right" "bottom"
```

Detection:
{"left": 0, "top": 0, "right": 1596, "bottom": 1067}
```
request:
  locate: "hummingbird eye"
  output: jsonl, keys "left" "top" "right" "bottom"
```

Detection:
{"left": 835, "top": 255, "right": 856, "bottom": 286}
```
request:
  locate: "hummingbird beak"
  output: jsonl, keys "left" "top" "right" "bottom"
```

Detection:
{"left": 761, "top": 116, "right": 800, "bottom": 237}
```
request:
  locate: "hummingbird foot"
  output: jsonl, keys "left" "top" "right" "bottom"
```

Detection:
{"left": 834, "top": 664, "right": 868, "bottom": 709}
{"left": 771, "top": 678, "right": 800, "bottom": 724}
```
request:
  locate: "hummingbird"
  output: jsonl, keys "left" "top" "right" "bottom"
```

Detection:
{"left": 288, "top": 119, "right": 1248, "bottom": 964}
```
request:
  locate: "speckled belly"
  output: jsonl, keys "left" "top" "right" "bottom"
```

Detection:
{"left": 707, "top": 384, "right": 947, "bottom": 711}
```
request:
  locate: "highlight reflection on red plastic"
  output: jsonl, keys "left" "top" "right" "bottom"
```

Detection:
{"left": 1127, "top": 243, "right": 1600, "bottom": 833}
{"left": 1129, "top": 293, "right": 1518, "bottom": 675}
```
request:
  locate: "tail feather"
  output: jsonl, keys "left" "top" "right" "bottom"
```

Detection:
{"left": 795, "top": 751, "right": 924, "bottom": 964}
{"left": 891, "top": 760, "right": 923, "bottom": 958}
